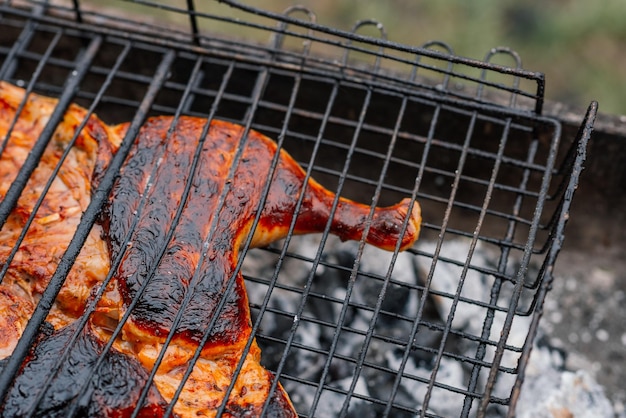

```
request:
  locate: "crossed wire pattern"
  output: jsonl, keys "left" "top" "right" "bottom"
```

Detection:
{"left": 0, "top": 1, "right": 595, "bottom": 417}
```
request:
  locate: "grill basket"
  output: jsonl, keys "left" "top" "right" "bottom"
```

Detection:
{"left": 0, "top": 1, "right": 597, "bottom": 417}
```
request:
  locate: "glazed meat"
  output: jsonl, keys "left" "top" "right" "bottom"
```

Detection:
{"left": 1, "top": 321, "right": 170, "bottom": 418}
{"left": 0, "top": 81, "right": 120, "bottom": 358}
{"left": 0, "top": 82, "right": 422, "bottom": 417}
{"left": 93, "top": 116, "right": 421, "bottom": 417}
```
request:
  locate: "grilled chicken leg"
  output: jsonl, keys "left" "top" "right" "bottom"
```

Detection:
{"left": 0, "top": 82, "right": 421, "bottom": 417}
{"left": 94, "top": 116, "right": 421, "bottom": 416}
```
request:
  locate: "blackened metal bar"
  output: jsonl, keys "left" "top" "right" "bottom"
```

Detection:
{"left": 7, "top": 40, "right": 541, "bottom": 125}
{"left": 181, "top": 70, "right": 204, "bottom": 113}
{"left": 461, "top": 140, "right": 538, "bottom": 416}
{"left": 380, "top": 52, "right": 453, "bottom": 415}
{"left": 62, "top": 55, "right": 202, "bottom": 418}
{"left": 56, "top": 0, "right": 537, "bottom": 101}
{"left": 71, "top": 0, "right": 82, "bottom": 23}
{"left": 249, "top": 117, "right": 541, "bottom": 177}
{"left": 380, "top": 105, "right": 439, "bottom": 416}
{"left": 255, "top": 317, "right": 497, "bottom": 367}
{"left": 301, "top": 150, "right": 543, "bottom": 204}
{"left": 3, "top": 50, "right": 152, "bottom": 84}
{"left": 412, "top": 110, "right": 476, "bottom": 418}
{"left": 0, "top": 33, "right": 66, "bottom": 284}
{"left": 388, "top": 117, "right": 476, "bottom": 414}
{"left": 0, "top": 29, "right": 62, "bottom": 165}
{"left": 255, "top": 61, "right": 368, "bottom": 418}
{"left": 186, "top": 0, "right": 200, "bottom": 45}
{"left": 477, "top": 47, "right": 523, "bottom": 108}
{"left": 0, "top": 48, "right": 175, "bottom": 405}
{"left": 338, "top": 47, "right": 440, "bottom": 415}
{"left": 241, "top": 20, "right": 317, "bottom": 414}
{"left": 507, "top": 102, "right": 597, "bottom": 417}
{"left": 534, "top": 73, "right": 546, "bottom": 115}
{"left": 220, "top": 79, "right": 303, "bottom": 416}
{"left": 250, "top": 266, "right": 517, "bottom": 324}
{"left": 124, "top": 56, "right": 212, "bottom": 418}
{"left": 536, "top": 123, "right": 588, "bottom": 238}
{"left": 184, "top": 22, "right": 314, "bottom": 414}
{"left": 130, "top": 62, "right": 235, "bottom": 416}
{"left": 313, "top": 23, "right": 401, "bottom": 415}
{"left": 0, "top": 35, "right": 101, "bottom": 231}
{"left": 422, "top": 118, "right": 512, "bottom": 417}
{"left": 338, "top": 93, "right": 410, "bottom": 417}
{"left": 456, "top": 58, "right": 520, "bottom": 416}
{"left": 186, "top": 0, "right": 545, "bottom": 84}
{"left": 0, "top": 1, "right": 46, "bottom": 79}
{"left": 257, "top": 324, "right": 520, "bottom": 379}
{"left": 425, "top": 122, "right": 510, "bottom": 416}
{"left": 477, "top": 119, "right": 562, "bottom": 415}
{"left": 1, "top": 1, "right": 544, "bottom": 116}
{"left": 20, "top": 41, "right": 133, "bottom": 416}
{"left": 4, "top": 10, "right": 540, "bottom": 119}
{"left": 227, "top": 69, "right": 341, "bottom": 418}
{"left": 186, "top": 66, "right": 286, "bottom": 418}
{"left": 310, "top": 88, "right": 375, "bottom": 417}
{"left": 307, "top": 26, "right": 390, "bottom": 414}
{"left": 63, "top": 54, "right": 192, "bottom": 418}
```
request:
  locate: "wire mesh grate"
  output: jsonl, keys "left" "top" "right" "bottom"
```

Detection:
{"left": 0, "top": 1, "right": 596, "bottom": 417}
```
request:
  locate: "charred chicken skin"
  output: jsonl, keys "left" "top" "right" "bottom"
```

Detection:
{"left": 0, "top": 82, "right": 422, "bottom": 417}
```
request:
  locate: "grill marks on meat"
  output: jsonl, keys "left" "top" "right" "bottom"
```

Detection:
{"left": 1, "top": 321, "right": 169, "bottom": 418}
{"left": 0, "top": 83, "right": 422, "bottom": 417}
{"left": 96, "top": 116, "right": 420, "bottom": 416}
{"left": 103, "top": 117, "right": 422, "bottom": 347}
{"left": 102, "top": 117, "right": 253, "bottom": 349}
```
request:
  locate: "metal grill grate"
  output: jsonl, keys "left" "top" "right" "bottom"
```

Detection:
{"left": 0, "top": 1, "right": 597, "bottom": 417}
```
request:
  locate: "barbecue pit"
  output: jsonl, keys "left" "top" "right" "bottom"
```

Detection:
{"left": 0, "top": 1, "right": 601, "bottom": 417}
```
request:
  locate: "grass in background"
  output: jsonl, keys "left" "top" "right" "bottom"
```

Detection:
{"left": 84, "top": 0, "right": 626, "bottom": 114}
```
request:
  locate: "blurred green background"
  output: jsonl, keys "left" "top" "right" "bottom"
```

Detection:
{"left": 274, "top": 0, "right": 626, "bottom": 115}
{"left": 88, "top": 0, "right": 626, "bottom": 115}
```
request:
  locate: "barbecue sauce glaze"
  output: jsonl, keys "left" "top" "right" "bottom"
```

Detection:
{"left": 93, "top": 116, "right": 420, "bottom": 416}
{"left": 100, "top": 117, "right": 421, "bottom": 350}
{"left": 0, "top": 81, "right": 421, "bottom": 417}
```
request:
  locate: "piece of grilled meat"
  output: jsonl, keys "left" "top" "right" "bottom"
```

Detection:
{"left": 1, "top": 320, "right": 170, "bottom": 418}
{"left": 93, "top": 116, "right": 421, "bottom": 416}
{"left": 0, "top": 82, "right": 422, "bottom": 417}
{"left": 0, "top": 81, "right": 120, "bottom": 359}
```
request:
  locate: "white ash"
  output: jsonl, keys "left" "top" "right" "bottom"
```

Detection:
{"left": 242, "top": 236, "right": 616, "bottom": 417}
{"left": 516, "top": 337, "right": 615, "bottom": 418}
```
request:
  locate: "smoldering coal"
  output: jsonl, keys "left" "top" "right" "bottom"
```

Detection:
{"left": 242, "top": 236, "right": 615, "bottom": 417}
